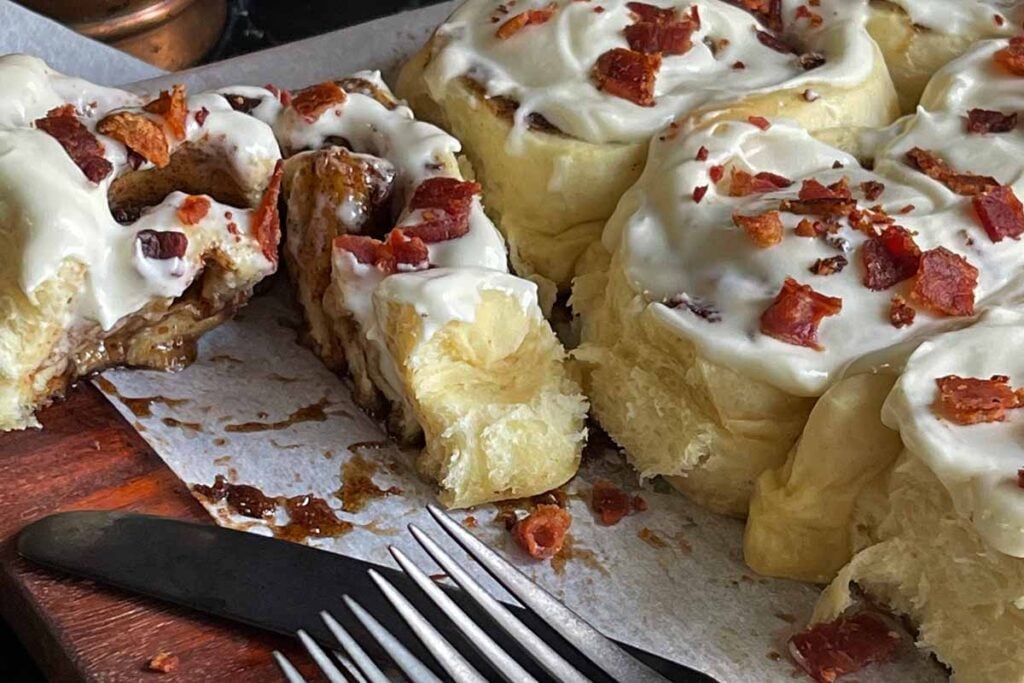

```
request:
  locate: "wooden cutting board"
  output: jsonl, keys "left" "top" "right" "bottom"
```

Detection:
{"left": 0, "top": 383, "right": 319, "bottom": 682}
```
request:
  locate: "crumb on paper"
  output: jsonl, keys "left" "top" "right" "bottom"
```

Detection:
{"left": 146, "top": 652, "right": 179, "bottom": 673}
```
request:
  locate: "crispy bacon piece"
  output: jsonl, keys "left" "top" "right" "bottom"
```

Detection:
{"left": 799, "top": 178, "right": 851, "bottom": 201}
{"left": 809, "top": 255, "right": 847, "bottom": 276}
{"left": 760, "top": 278, "right": 842, "bottom": 350}
{"left": 142, "top": 84, "right": 188, "bottom": 140}
{"left": 194, "top": 107, "right": 209, "bottom": 126}
{"left": 710, "top": 165, "right": 725, "bottom": 183}
{"left": 96, "top": 111, "right": 170, "bottom": 168}
{"left": 905, "top": 147, "right": 999, "bottom": 197}
{"left": 335, "top": 229, "right": 429, "bottom": 275}
{"left": 695, "top": 145, "right": 709, "bottom": 161}
{"left": 756, "top": 29, "right": 794, "bottom": 54}
{"left": 973, "top": 186, "right": 1024, "bottom": 242}
{"left": 910, "top": 247, "right": 978, "bottom": 317}
{"left": 994, "top": 36, "right": 1024, "bottom": 76}
{"left": 794, "top": 218, "right": 823, "bottom": 237}
{"left": 966, "top": 109, "right": 1018, "bottom": 134}
{"left": 35, "top": 105, "right": 113, "bottom": 183}
{"left": 724, "top": 0, "right": 782, "bottom": 30}
{"left": 593, "top": 48, "right": 661, "bottom": 107}
{"left": 728, "top": 168, "right": 792, "bottom": 197}
{"left": 496, "top": 3, "right": 556, "bottom": 39}
{"left": 861, "top": 180, "right": 885, "bottom": 201}
{"left": 177, "top": 195, "right": 211, "bottom": 226}
{"left": 790, "top": 612, "right": 903, "bottom": 683}
{"left": 624, "top": 4, "right": 699, "bottom": 55}
{"left": 861, "top": 225, "right": 921, "bottom": 291}
{"left": 291, "top": 82, "right": 347, "bottom": 122}
{"left": 402, "top": 177, "right": 481, "bottom": 243}
{"left": 748, "top": 115, "right": 771, "bottom": 130}
{"left": 889, "top": 294, "right": 916, "bottom": 328}
{"left": 137, "top": 230, "right": 188, "bottom": 260}
{"left": 592, "top": 480, "right": 632, "bottom": 526}
{"left": 627, "top": 2, "right": 676, "bottom": 23}
{"left": 780, "top": 197, "right": 856, "bottom": 216}
{"left": 252, "top": 161, "right": 283, "bottom": 263}
{"left": 692, "top": 185, "right": 709, "bottom": 203}
{"left": 935, "top": 374, "right": 1023, "bottom": 425}
{"left": 511, "top": 504, "right": 571, "bottom": 559}
{"left": 734, "top": 210, "right": 784, "bottom": 248}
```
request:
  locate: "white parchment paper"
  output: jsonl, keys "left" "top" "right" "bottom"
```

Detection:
{"left": 1, "top": 4, "right": 945, "bottom": 681}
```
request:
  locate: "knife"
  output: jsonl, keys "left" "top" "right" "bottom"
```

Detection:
{"left": 18, "top": 511, "right": 715, "bottom": 682}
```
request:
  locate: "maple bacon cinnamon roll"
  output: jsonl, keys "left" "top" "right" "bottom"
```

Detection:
{"left": 397, "top": 0, "right": 899, "bottom": 288}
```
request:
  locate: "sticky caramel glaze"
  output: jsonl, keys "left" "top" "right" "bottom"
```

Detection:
{"left": 92, "top": 375, "right": 188, "bottom": 418}
{"left": 223, "top": 397, "right": 331, "bottom": 433}
{"left": 336, "top": 454, "right": 401, "bottom": 513}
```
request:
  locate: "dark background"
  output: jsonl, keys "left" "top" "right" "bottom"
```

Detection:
{"left": 1, "top": 0, "right": 444, "bottom": 679}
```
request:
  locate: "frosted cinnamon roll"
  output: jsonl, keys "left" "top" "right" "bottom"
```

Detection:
{"left": 573, "top": 37, "right": 1024, "bottom": 516}
{"left": 236, "top": 75, "right": 587, "bottom": 507}
{"left": 397, "top": 0, "right": 899, "bottom": 288}
{"left": 0, "top": 55, "right": 283, "bottom": 431}
{"left": 867, "top": 0, "right": 1022, "bottom": 113}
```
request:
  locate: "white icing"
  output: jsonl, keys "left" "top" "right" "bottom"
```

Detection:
{"left": 920, "top": 38, "right": 1024, "bottom": 114}
{"left": 0, "top": 55, "right": 281, "bottom": 331}
{"left": 882, "top": 308, "right": 1024, "bottom": 558}
{"left": 423, "top": 0, "right": 877, "bottom": 144}
{"left": 883, "top": 0, "right": 1022, "bottom": 35}
{"left": 602, "top": 50, "right": 1024, "bottom": 396}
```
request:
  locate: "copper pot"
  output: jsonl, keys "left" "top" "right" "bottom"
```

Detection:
{"left": 17, "top": 0, "right": 228, "bottom": 70}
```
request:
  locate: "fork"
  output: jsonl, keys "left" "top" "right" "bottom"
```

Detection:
{"left": 273, "top": 504, "right": 673, "bottom": 682}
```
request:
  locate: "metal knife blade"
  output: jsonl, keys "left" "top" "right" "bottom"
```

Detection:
{"left": 18, "top": 511, "right": 714, "bottom": 682}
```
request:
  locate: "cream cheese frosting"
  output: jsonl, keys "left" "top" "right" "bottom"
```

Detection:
{"left": 421, "top": 0, "right": 877, "bottom": 145}
{"left": 0, "top": 54, "right": 282, "bottom": 332}
{"left": 881, "top": 308, "right": 1024, "bottom": 558}
{"left": 884, "top": 0, "right": 1023, "bottom": 35}
{"left": 601, "top": 41, "right": 1024, "bottom": 397}
{"left": 920, "top": 37, "right": 1024, "bottom": 113}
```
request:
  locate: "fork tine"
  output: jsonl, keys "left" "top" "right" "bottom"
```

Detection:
{"left": 367, "top": 568, "right": 489, "bottom": 683}
{"left": 297, "top": 630, "right": 347, "bottom": 683}
{"left": 426, "top": 504, "right": 670, "bottom": 682}
{"left": 407, "top": 524, "right": 589, "bottom": 683}
{"left": 341, "top": 598, "right": 444, "bottom": 683}
{"left": 388, "top": 544, "right": 539, "bottom": 683}
{"left": 321, "top": 610, "right": 392, "bottom": 683}
{"left": 272, "top": 651, "right": 308, "bottom": 683}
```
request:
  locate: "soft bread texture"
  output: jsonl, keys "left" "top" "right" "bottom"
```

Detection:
{"left": 814, "top": 453, "right": 1024, "bottom": 683}
{"left": 572, "top": 252, "right": 814, "bottom": 517}
{"left": 397, "top": 33, "right": 898, "bottom": 289}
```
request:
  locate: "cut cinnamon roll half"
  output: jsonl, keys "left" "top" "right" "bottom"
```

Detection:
{"left": 234, "top": 74, "right": 587, "bottom": 508}
{"left": 573, "top": 36, "right": 1024, "bottom": 516}
{"left": 867, "top": 0, "right": 1022, "bottom": 113}
{"left": 397, "top": 0, "right": 899, "bottom": 288}
{"left": 0, "top": 55, "right": 282, "bottom": 431}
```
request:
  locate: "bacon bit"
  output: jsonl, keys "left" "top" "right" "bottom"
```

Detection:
{"left": 335, "top": 229, "right": 430, "bottom": 274}
{"left": 34, "top": 105, "right": 113, "bottom": 182}
{"left": 594, "top": 5, "right": 605, "bottom": 12}
{"left": 966, "top": 108, "right": 1018, "bottom": 134}
{"left": 142, "top": 84, "right": 188, "bottom": 140}
{"left": 910, "top": 247, "right": 978, "bottom": 317}
{"left": 755, "top": 29, "right": 794, "bottom": 54}
{"left": 146, "top": 652, "right": 179, "bottom": 674}
{"left": 798, "top": 178, "right": 851, "bottom": 201}
{"left": 899, "top": 204, "right": 915, "bottom": 214}
{"left": 861, "top": 225, "right": 921, "bottom": 291}
{"left": 624, "top": 4, "right": 700, "bottom": 55}
{"left": 889, "top": 295, "right": 916, "bottom": 328}
{"left": 780, "top": 197, "right": 856, "bottom": 216}
{"left": 810, "top": 255, "right": 847, "bottom": 276}
{"left": 905, "top": 147, "right": 999, "bottom": 197}
{"left": 176, "top": 196, "right": 211, "bottom": 226}
{"left": 593, "top": 48, "right": 661, "bottom": 106}
{"left": 223, "top": 93, "right": 263, "bottom": 114}
{"left": 861, "top": 180, "right": 885, "bottom": 201}
{"left": 994, "top": 36, "right": 1024, "bottom": 76}
{"left": 496, "top": 3, "right": 556, "bottom": 39}
{"left": 252, "top": 161, "right": 283, "bottom": 263}
{"left": 632, "top": 495, "right": 648, "bottom": 512}
{"left": 696, "top": 145, "right": 709, "bottom": 161}
{"left": 290, "top": 82, "right": 347, "bottom": 122}
{"left": 96, "top": 111, "right": 170, "bottom": 167}
{"left": 790, "top": 612, "right": 903, "bottom": 683}
{"left": 627, "top": 1, "right": 675, "bottom": 23}
{"left": 194, "top": 107, "right": 209, "bottom": 126}
{"left": 748, "top": 115, "right": 771, "bottom": 130}
{"left": 760, "top": 278, "right": 842, "bottom": 350}
{"left": 692, "top": 185, "right": 709, "bottom": 203}
{"left": 794, "top": 218, "right": 821, "bottom": 237}
{"left": 402, "top": 177, "right": 480, "bottom": 243}
{"left": 511, "top": 504, "right": 571, "bottom": 559}
{"left": 995, "top": 13, "right": 1005, "bottom": 27}
{"left": 799, "top": 52, "right": 827, "bottom": 70}
{"left": 973, "top": 186, "right": 1024, "bottom": 242}
{"left": 728, "top": 168, "right": 793, "bottom": 196}
{"left": 726, "top": 0, "right": 782, "bottom": 31}
{"left": 710, "top": 164, "right": 725, "bottom": 183}
{"left": 592, "top": 480, "right": 632, "bottom": 526}
{"left": 734, "top": 210, "right": 784, "bottom": 248}
{"left": 137, "top": 230, "right": 188, "bottom": 260}
{"left": 935, "top": 375, "right": 1024, "bottom": 425}
{"left": 794, "top": 5, "right": 823, "bottom": 27}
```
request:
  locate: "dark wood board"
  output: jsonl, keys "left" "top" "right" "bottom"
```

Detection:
{"left": 0, "top": 383, "right": 318, "bottom": 682}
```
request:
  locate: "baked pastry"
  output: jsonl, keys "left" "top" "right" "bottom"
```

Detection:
{"left": 745, "top": 34, "right": 1024, "bottom": 576}
{"left": 785, "top": 310, "right": 1024, "bottom": 682}
{"left": 0, "top": 55, "right": 282, "bottom": 431}
{"left": 867, "top": 0, "right": 1022, "bottom": 113}
{"left": 573, "top": 35, "right": 1024, "bottom": 516}
{"left": 396, "top": 0, "right": 900, "bottom": 288}
{"left": 232, "top": 74, "right": 587, "bottom": 507}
